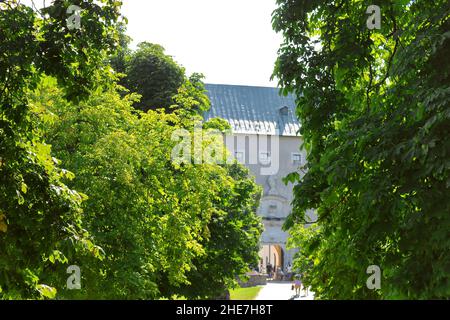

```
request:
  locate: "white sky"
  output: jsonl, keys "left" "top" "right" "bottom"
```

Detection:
{"left": 121, "top": 0, "right": 283, "bottom": 87}
{"left": 22, "top": 0, "right": 283, "bottom": 87}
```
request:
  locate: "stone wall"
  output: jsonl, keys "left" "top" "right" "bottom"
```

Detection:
{"left": 237, "top": 274, "right": 267, "bottom": 288}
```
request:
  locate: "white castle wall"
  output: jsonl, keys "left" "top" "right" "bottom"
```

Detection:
{"left": 226, "top": 133, "right": 308, "bottom": 270}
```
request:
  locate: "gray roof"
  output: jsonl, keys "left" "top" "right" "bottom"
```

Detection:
{"left": 204, "top": 84, "right": 300, "bottom": 136}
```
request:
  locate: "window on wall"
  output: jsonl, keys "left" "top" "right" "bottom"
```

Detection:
{"left": 268, "top": 204, "right": 277, "bottom": 215}
{"left": 292, "top": 153, "right": 302, "bottom": 165}
{"left": 259, "top": 152, "right": 271, "bottom": 164}
{"left": 234, "top": 151, "right": 244, "bottom": 163}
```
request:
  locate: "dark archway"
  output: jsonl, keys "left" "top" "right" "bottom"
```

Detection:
{"left": 259, "top": 244, "right": 284, "bottom": 274}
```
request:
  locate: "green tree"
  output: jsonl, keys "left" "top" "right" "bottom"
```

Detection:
{"left": 162, "top": 159, "right": 263, "bottom": 300}
{"left": 33, "top": 75, "right": 262, "bottom": 299}
{"left": 0, "top": 0, "right": 121, "bottom": 299}
{"left": 109, "top": 22, "right": 132, "bottom": 76}
{"left": 120, "top": 42, "right": 186, "bottom": 112}
{"left": 273, "top": 0, "right": 449, "bottom": 299}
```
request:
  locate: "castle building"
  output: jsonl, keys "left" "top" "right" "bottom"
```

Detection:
{"left": 205, "top": 84, "right": 306, "bottom": 272}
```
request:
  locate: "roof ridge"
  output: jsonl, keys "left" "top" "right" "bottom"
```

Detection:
{"left": 205, "top": 83, "right": 282, "bottom": 90}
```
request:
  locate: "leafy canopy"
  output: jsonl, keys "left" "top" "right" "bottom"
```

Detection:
{"left": 0, "top": 0, "right": 121, "bottom": 299}
{"left": 273, "top": 0, "right": 449, "bottom": 299}
{"left": 113, "top": 41, "right": 186, "bottom": 112}
{"left": 33, "top": 75, "right": 262, "bottom": 299}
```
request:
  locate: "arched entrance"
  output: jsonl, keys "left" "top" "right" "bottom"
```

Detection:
{"left": 259, "top": 244, "right": 284, "bottom": 275}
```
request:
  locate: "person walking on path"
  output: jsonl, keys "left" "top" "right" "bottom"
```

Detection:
{"left": 293, "top": 275, "right": 302, "bottom": 296}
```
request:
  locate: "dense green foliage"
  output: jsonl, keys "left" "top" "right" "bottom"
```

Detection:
{"left": 0, "top": 0, "right": 121, "bottom": 299}
{"left": 166, "top": 163, "right": 263, "bottom": 299}
{"left": 1, "top": 1, "right": 263, "bottom": 300}
{"left": 32, "top": 77, "right": 262, "bottom": 299}
{"left": 273, "top": 0, "right": 449, "bottom": 299}
{"left": 113, "top": 41, "right": 186, "bottom": 112}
